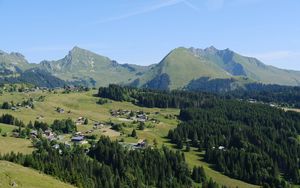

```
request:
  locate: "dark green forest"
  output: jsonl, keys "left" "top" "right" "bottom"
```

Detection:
{"left": 0, "top": 136, "right": 220, "bottom": 188}
{"left": 168, "top": 101, "right": 300, "bottom": 187}
{"left": 98, "top": 84, "right": 218, "bottom": 108}
{"left": 98, "top": 85, "right": 300, "bottom": 187}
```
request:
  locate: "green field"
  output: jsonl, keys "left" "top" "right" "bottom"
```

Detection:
{"left": 0, "top": 160, "right": 75, "bottom": 188}
{"left": 0, "top": 123, "right": 34, "bottom": 155}
{"left": 0, "top": 136, "right": 33, "bottom": 155}
{"left": 0, "top": 89, "right": 260, "bottom": 187}
{"left": 0, "top": 123, "right": 17, "bottom": 134}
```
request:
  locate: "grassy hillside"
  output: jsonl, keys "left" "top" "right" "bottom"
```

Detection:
{"left": 136, "top": 46, "right": 300, "bottom": 90}
{"left": 2, "top": 46, "right": 300, "bottom": 89}
{"left": 0, "top": 136, "right": 33, "bottom": 155}
{"left": 0, "top": 123, "right": 17, "bottom": 134}
{"left": 189, "top": 46, "right": 300, "bottom": 86}
{"left": 0, "top": 89, "right": 260, "bottom": 187}
{"left": 233, "top": 53, "right": 300, "bottom": 85}
{"left": 0, "top": 50, "right": 36, "bottom": 79}
{"left": 136, "top": 47, "right": 229, "bottom": 90}
{"left": 0, "top": 160, "right": 76, "bottom": 188}
{"left": 0, "top": 121, "right": 33, "bottom": 155}
{"left": 39, "top": 47, "right": 142, "bottom": 87}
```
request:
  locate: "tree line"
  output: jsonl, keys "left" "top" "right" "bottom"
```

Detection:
{"left": 168, "top": 100, "right": 300, "bottom": 187}
{"left": 0, "top": 136, "right": 221, "bottom": 188}
{"left": 98, "top": 84, "right": 218, "bottom": 108}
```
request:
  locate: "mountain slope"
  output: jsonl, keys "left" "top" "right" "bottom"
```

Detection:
{"left": 132, "top": 47, "right": 230, "bottom": 90}
{"left": 39, "top": 47, "right": 148, "bottom": 87}
{"left": 189, "top": 46, "right": 300, "bottom": 86}
{"left": 1, "top": 46, "right": 300, "bottom": 90}
{"left": 133, "top": 46, "right": 300, "bottom": 90}
{"left": 0, "top": 50, "right": 34, "bottom": 76}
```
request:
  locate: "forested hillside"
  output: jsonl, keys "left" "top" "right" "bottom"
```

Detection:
{"left": 98, "top": 84, "right": 218, "bottom": 108}
{"left": 1, "top": 136, "right": 218, "bottom": 188}
{"left": 98, "top": 84, "right": 300, "bottom": 187}
{"left": 168, "top": 101, "right": 300, "bottom": 187}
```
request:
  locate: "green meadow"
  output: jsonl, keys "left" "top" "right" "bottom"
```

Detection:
{"left": 0, "top": 89, "right": 260, "bottom": 188}
{"left": 0, "top": 160, "right": 76, "bottom": 188}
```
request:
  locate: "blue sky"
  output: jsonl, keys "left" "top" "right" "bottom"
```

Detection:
{"left": 0, "top": 0, "right": 299, "bottom": 70}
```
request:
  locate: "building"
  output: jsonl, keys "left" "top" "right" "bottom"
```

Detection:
{"left": 71, "top": 136, "right": 87, "bottom": 145}
{"left": 56, "top": 108, "right": 65, "bottom": 113}
{"left": 30, "top": 130, "right": 38, "bottom": 138}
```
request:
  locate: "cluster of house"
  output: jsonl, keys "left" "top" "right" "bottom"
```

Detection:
{"left": 110, "top": 109, "right": 159, "bottom": 123}
{"left": 30, "top": 129, "right": 56, "bottom": 141}
{"left": 247, "top": 99, "right": 278, "bottom": 107}
{"left": 29, "top": 128, "right": 89, "bottom": 146}
{"left": 21, "top": 88, "right": 39, "bottom": 93}
{"left": 10, "top": 101, "right": 34, "bottom": 111}
{"left": 63, "top": 86, "right": 89, "bottom": 93}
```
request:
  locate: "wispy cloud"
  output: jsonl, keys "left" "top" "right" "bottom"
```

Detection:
{"left": 182, "top": 0, "right": 201, "bottom": 12}
{"left": 91, "top": 0, "right": 184, "bottom": 24}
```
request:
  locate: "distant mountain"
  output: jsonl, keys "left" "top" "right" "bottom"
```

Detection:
{"left": 1, "top": 46, "right": 300, "bottom": 90}
{"left": 38, "top": 47, "right": 150, "bottom": 87}
{"left": 0, "top": 50, "right": 34, "bottom": 76}
{"left": 188, "top": 46, "right": 300, "bottom": 86}
{"left": 131, "top": 47, "right": 230, "bottom": 90}
{"left": 131, "top": 46, "right": 300, "bottom": 90}
{"left": 0, "top": 68, "right": 66, "bottom": 88}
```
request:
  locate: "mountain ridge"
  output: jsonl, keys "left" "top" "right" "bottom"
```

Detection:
{"left": 1, "top": 46, "right": 300, "bottom": 89}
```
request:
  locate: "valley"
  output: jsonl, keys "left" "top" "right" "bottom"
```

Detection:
{"left": 2, "top": 1, "right": 299, "bottom": 187}
{"left": 0, "top": 86, "right": 263, "bottom": 188}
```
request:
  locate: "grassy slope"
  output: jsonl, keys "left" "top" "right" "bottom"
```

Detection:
{"left": 137, "top": 48, "right": 229, "bottom": 90}
{"left": 234, "top": 54, "right": 300, "bottom": 86}
{"left": 0, "top": 123, "right": 17, "bottom": 134}
{"left": 40, "top": 47, "right": 139, "bottom": 86}
{"left": 0, "top": 90, "right": 259, "bottom": 187}
{"left": 138, "top": 47, "right": 300, "bottom": 89}
{"left": 121, "top": 124, "right": 259, "bottom": 188}
{"left": 0, "top": 160, "right": 76, "bottom": 188}
{"left": 0, "top": 136, "right": 33, "bottom": 155}
{"left": 162, "top": 48, "right": 229, "bottom": 89}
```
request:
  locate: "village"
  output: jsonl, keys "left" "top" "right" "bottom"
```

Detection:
{"left": 0, "top": 85, "right": 168, "bottom": 158}
{"left": 5, "top": 109, "right": 150, "bottom": 151}
{"left": 110, "top": 109, "right": 160, "bottom": 124}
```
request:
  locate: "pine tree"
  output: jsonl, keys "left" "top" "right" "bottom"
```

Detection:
{"left": 131, "top": 129, "right": 137, "bottom": 137}
{"left": 186, "top": 142, "right": 191, "bottom": 152}
{"left": 84, "top": 118, "right": 88, "bottom": 125}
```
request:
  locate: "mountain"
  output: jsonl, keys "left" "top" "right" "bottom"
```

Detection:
{"left": 0, "top": 68, "right": 67, "bottom": 88}
{"left": 1, "top": 46, "right": 300, "bottom": 90}
{"left": 0, "top": 50, "right": 34, "bottom": 76}
{"left": 131, "top": 46, "right": 300, "bottom": 90}
{"left": 39, "top": 46, "right": 149, "bottom": 87}
{"left": 188, "top": 46, "right": 300, "bottom": 86}
{"left": 131, "top": 47, "right": 231, "bottom": 90}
